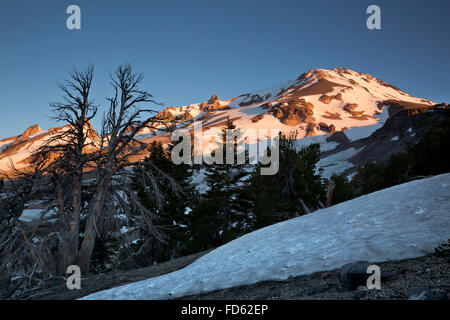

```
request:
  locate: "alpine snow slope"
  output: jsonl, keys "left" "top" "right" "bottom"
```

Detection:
{"left": 0, "top": 68, "right": 436, "bottom": 176}
{"left": 82, "top": 173, "right": 450, "bottom": 300}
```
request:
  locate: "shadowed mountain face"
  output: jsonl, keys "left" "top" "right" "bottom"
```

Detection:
{"left": 0, "top": 68, "right": 439, "bottom": 176}
{"left": 315, "top": 106, "right": 449, "bottom": 178}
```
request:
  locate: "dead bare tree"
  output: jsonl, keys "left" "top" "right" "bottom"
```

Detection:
{"left": 12, "top": 64, "right": 180, "bottom": 275}
{"left": 0, "top": 164, "right": 59, "bottom": 297}
{"left": 32, "top": 64, "right": 98, "bottom": 272}
{"left": 325, "top": 180, "right": 336, "bottom": 207}
{"left": 77, "top": 64, "right": 178, "bottom": 272}
{"left": 0, "top": 175, "right": 30, "bottom": 280}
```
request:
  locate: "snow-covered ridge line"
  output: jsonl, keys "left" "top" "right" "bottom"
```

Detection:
{"left": 1, "top": 67, "right": 436, "bottom": 174}
{"left": 82, "top": 173, "right": 450, "bottom": 300}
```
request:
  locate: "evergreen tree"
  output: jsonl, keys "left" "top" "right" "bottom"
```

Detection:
{"left": 189, "top": 119, "right": 251, "bottom": 248}
{"left": 406, "top": 110, "right": 450, "bottom": 176}
{"left": 242, "top": 132, "right": 326, "bottom": 229}
{"left": 184, "top": 194, "right": 222, "bottom": 252}
{"left": 129, "top": 141, "right": 194, "bottom": 266}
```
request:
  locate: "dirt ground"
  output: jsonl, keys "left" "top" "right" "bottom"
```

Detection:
{"left": 182, "top": 254, "right": 450, "bottom": 300}
{"left": 12, "top": 250, "right": 211, "bottom": 300}
{"left": 10, "top": 252, "right": 449, "bottom": 300}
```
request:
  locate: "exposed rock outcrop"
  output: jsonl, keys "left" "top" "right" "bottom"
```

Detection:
{"left": 319, "top": 93, "right": 343, "bottom": 104}
{"left": 318, "top": 122, "right": 336, "bottom": 133}
{"left": 329, "top": 124, "right": 336, "bottom": 133}
{"left": 323, "top": 111, "right": 342, "bottom": 120}
{"left": 178, "top": 110, "right": 193, "bottom": 122}
{"left": 342, "top": 103, "right": 372, "bottom": 120}
{"left": 200, "top": 95, "right": 228, "bottom": 111}
{"left": 10, "top": 124, "right": 42, "bottom": 146}
{"left": 250, "top": 114, "right": 264, "bottom": 123}
{"left": 155, "top": 108, "right": 175, "bottom": 121}
{"left": 22, "top": 124, "right": 41, "bottom": 138}
{"left": 269, "top": 98, "right": 315, "bottom": 126}
{"left": 343, "top": 103, "right": 359, "bottom": 114}
{"left": 239, "top": 93, "right": 270, "bottom": 107}
{"left": 305, "top": 122, "right": 316, "bottom": 137}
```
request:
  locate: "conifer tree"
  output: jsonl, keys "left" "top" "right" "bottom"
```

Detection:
{"left": 129, "top": 141, "right": 194, "bottom": 265}
{"left": 242, "top": 132, "right": 326, "bottom": 229}
{"left": 190, "top": 119, "right": 251, "bottom": 248}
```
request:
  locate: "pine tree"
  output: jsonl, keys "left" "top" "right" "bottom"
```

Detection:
{"left": 190, "top": 119, "right": 251, "bottom": 248}
{"left": 185, "top": 194, "right": 222, "bottom": 252}
{"left": 129, "top": 141, "right": 195, "bottom": 266}
{"left": 242, "top": 132, "right": 326, "bottom": 229}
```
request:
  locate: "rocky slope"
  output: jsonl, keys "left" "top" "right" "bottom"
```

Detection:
{"left": 183, "top": 254, "right": 449, "bottom": 300}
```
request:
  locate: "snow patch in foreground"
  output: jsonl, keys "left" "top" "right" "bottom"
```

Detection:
{"left": 82, "top": 174, "right": 450, "bottom": 300}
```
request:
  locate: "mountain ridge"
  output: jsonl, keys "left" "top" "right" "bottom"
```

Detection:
{"left": 0, "top": 67, "right": 438, "bottom": 175}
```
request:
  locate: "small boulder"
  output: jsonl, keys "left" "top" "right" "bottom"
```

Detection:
{"left": 329, "top": 124, "right": 336, "bottom": 133}
{"left": 340, "top": 261, "right": 392, "bottom": 291}
{"left": 319, "top": 95, "right": 333, "bottom": 104}
{"left": 339, "top": 261, "right": 371, "bottom": 291}
{"left": 343, "top": 103, "right": 359, "bottom": 114}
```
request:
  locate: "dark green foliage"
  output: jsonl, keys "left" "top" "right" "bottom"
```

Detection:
{"left": 241, "top": 132, "right": 326, "bottom": 229}
{"left": 434, "top": 239, "right": 450, "bottom": 257}
{"left": 90, "top": 235, "right": 120, "bottom": 273}
{"left": 184, "top": 196, "right": 222, "bottom": 252}
{"left": 352, "top": 152, "right": 412, "bottom": 195}
{"left": 353, "top": 110, "right": 450, "bottom": 195}
{"left": 130, "top": 141, "right": 195, "bottom": 265}
{"left": 78, "top": 190, "right": 117, "bottom": 274}
{"left": 329, "top": 173, "right": 355, "bottom": 205}
{"left": 189, "top": 119, "right": 252, "bottom": 248}
{"left": 405, "top": 111, "right": 450, "bottom": 176}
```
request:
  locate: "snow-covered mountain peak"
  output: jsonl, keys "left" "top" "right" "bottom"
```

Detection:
{"left": 143, "top": 68, "right": 435, "bottom": 144}
{"left": 0, "top": 68, "right": 438, "bottom": 175}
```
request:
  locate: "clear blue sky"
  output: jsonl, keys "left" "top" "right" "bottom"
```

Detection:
{"left": 1, "top": 0, "right": 449, "bottom": 138}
